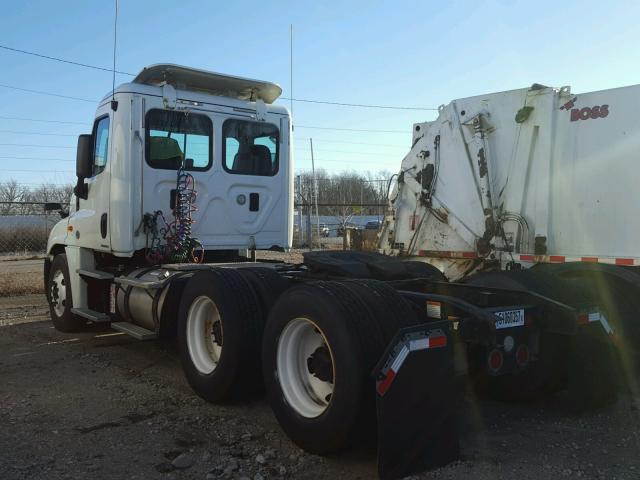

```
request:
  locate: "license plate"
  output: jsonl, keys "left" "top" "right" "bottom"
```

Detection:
{"left": 494, "top": 309, "right": 525, "bottom": 329}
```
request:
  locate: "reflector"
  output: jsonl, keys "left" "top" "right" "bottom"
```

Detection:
{"left": 488, "top": 349, "right": 503, "bottom": 372}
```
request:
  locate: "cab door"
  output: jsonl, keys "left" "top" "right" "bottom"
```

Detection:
{"left": 196, "top": 116, "right": 289, "bottom": 249}
{"left": 141, "top": 108, "right": 213, "bottom": 246}
{"left": 141, "top": 108, "right": 289, "bottom": 252}
{"left": 70, "top": 112, "right": 112, "bottom": 251}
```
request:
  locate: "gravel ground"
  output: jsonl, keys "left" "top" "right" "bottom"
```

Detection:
{"left": 1, "top": 301, "right": 639, "bottom": 480}
{"left": 1, "top": 253, "right": 639, "bottom": 479}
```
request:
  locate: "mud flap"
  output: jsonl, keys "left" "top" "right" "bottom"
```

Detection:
{"left": 373, "top": 321, "right": 460, "bottom": 479}
{"left": 568, "top": 320, "right": 618, "bottom": 410}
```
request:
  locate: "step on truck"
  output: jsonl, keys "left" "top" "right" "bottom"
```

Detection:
{"left": 44, "top": 65, "right": 615, "bottom": 479}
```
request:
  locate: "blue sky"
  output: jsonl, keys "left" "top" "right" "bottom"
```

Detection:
{"left": 1, "top": 0, "right": 639, "bottom": 187}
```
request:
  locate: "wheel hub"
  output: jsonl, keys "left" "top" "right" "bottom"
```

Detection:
{"left": 50, "top": 270, "right": 66, "bottom": 317}
{"left": 276, "top": 318, "right": 335, "bottom": 418}
{"left": 307, "top": 346, "right": 334, "bottom": 383}
{"left": 186, "top": 296, "right": 223, "bottom": 375}
{"left": 211, "top": 319, "right": 223, "bottom": 347}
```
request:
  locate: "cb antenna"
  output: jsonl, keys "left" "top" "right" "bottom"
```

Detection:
{"left": 111, "top": 0, "right": 119, "bottom": 111}
{"left": 289, "top": 24, "right": 293, "bottom": 118}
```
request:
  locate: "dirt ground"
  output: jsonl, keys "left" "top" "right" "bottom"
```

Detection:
{"left": 1, "top": 256, "right": 640, "bottom": 479}
{"left": 0, "top": 257, "right": 44, "bottom": 296}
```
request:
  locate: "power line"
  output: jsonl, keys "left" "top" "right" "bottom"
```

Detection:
{"left": 0, "top": 115, "right": 88, "bottom": 125}
{"left": 0, "top": 44, "right": 134, "bottom": 75}
{"left": 281, "top": 97, "right": 436, "bottom": 111}
{"left": 296, "top": 157, "right": 393, "bottom": 164}
{"left": 0, "top": 79, "right": 430, "bottom": 114}
{"left": 0, "top": 183, "right": 73, "bottom": 187}
{"left": 0, "top": 156, "right": 73, "bottom": 162}
{"left": 0, "top": 181, "right": 72, "bottom": 186}
{"left": 11, "top": 131, "right": 398, "bottom": 146}
{"left": 0, "top": 112, "right": 408, "bottom": 136}
{"left": 0, "top": 83, "right": 95, "bottom": 102}
{"left": 0, "top": 130, "right": 79, "bottom": 137}
{"left": 1, "top": 44, "right": 436, "bottom": 111}
{"left": 0, "top": 143, "right": 74, "bottom": 149}
{"left": 295, "top": 147, "right": 391, "bottom": 157}
{"left": 295, "top": 167, "right": 392, "bottom": 174}
{"left": 296, "top": 125, "right": 408, "bottom": 134}
{"left": 0, "top": 168, "right": 73, "bottom": 173}
{"left": 298, "top": 137, "right": 407, "bottom": 148}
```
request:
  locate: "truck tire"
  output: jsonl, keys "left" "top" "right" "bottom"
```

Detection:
{"left": 157, "top": 272, "right": 193, "bottom": 339}
{"left": 177, "top": 268, "right": 264, "bottom": 402}
{"left": 262, "top": 280, "right": 418, "bottom": 454}
{"left": 236, "top": 267, "right": 290, "bottom": 315}
{"left": 47, "top": 253, "right": 87, "bottom": 332}
{"left": 403, "top": 261, "right": 448, "bottom": 282}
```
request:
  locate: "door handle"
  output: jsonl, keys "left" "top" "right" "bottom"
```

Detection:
{"left": 100, "top": 213, "right": 108, "bottom": 239}
{"left": 249, "top": 193, "right": 259, "bottom": 211}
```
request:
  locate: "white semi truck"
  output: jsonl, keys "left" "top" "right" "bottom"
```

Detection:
{"left": 43, "top": 66, "right": 622, "bottom": 479}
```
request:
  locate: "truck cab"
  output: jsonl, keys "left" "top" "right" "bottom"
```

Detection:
{"left": 47, "top": 64, "right": 293, "bottom": 262}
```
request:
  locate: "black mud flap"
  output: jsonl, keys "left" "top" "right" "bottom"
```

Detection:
{"left": 568, "top": 317, "right": 619, "bottom": 410}
{"left": 373, "top": 321, "right": 460, "bottom": 479}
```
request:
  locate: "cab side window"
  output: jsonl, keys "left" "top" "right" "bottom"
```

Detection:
{"left": 93, "top": 116, "right": 110, "bottom": 176}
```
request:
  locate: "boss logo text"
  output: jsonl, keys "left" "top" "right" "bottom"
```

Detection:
{"left": 570, "top": 105, "right": 609, "bottom": 122}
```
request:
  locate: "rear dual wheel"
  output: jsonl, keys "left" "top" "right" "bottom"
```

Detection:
{"left": 262, "top": 280, "right": 419, "bottom": 454}
{"left": 185, "top": 295, "right": 223, "bottom": 375}
{"left": 177, "top": 268, "right": 264, "bottom": 402}
{"left": 277, "top": 317, "right": 336, "bottom": 418}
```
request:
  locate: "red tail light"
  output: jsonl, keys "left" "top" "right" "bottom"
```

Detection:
{"left": 516, "top": 344, "right": 530, "bottom": 366}
{"left": 487, "top": 349, "right": 503, "bottom": 372}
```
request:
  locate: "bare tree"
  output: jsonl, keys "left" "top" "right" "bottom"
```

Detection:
{"left": 0, "top": 180, "right": 73, "bottom": 215}
{"left": 294, "top": 170, "right": 391, "bottom": 236}
{"left": 0, "top": 180, "right": 26, "bottom": 214}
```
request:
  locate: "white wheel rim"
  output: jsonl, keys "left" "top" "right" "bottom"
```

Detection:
{"left": 50, "top": 270, "right": 67, "bottom": 317}
{"left": 186, "top": 296, "right": 223, "bottom": 374}
{"left": 277, "top": 317, "right": 335, "bottom": 418}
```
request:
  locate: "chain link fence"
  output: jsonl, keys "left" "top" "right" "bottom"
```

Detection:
{"left": 0, "top": 202, "right": 67, "bottom": 258}
{"left": 0, "top": 201, "right": 67, "bottom": 296}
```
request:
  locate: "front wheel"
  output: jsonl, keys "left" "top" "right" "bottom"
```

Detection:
{"left": 47, "top": 253, "right": 87, "bottom": 332}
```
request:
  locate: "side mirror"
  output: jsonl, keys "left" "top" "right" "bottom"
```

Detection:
{"left": 76, "top": 134, "right": 93, "bottom": 178}
{"left": 44, "top": 202, "right": 69, "bottom": 219}
{"left": 74, "top": 134, "right": 92, "bottom": 200}
{"left": 44, "top": 202, "right": 62, "bottom": 212}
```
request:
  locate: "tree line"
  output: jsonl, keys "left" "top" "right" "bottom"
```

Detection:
{"left": 0, "top": 180, "right": 73, "bottom": 215}
{"left": 296, "top": 169, "right": 391, "bottom": 217}
{"left": 295, "top": 169, "right": 391, "bottom": 232}
{"left": 0, "top": 169, "right": 392, "bottom": 218}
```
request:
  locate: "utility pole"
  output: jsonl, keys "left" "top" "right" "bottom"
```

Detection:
{"left": 296, "top": 175, "right": 303, "bottom": 246}
{"left": 310, "top": 138, "right": 320, "bottom": 249}
{"left": 289, "top": 24, "right": 293, "bottom": 116}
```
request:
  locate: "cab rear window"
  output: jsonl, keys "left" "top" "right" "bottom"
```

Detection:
{"left": 145, "top": 110, "right": 212, "bottom": 171}
{"left": 222, "top": 119, "right": 279, "bottom": 176}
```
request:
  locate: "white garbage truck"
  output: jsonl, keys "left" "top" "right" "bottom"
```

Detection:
{"left": 379, "top": 82, "right": 640, "bottom": 402}
{"left": 43, "top": 67, "right": 623, "bottom": 479}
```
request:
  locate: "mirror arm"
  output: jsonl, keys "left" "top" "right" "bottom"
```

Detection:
{"left": 74, "top": 178, "right": 88, "bottom": 200}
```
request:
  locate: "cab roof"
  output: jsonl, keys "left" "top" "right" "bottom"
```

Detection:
{"left": 132, "top": 64, "right": 283, "bottom": 104}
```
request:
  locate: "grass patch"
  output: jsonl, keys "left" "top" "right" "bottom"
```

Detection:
{"left": 0, "top": 272, "right": 43, "bottom": 296}
{"left": 0, "top": 225, "right": 48, "bottom": 255}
